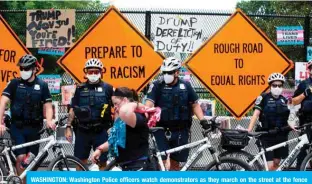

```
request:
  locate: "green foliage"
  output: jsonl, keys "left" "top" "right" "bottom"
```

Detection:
{"left": 237, "top": 1, "right": 312, "bottom": 78}
{"left": 1, "top": 0, "right": 108, "bottom": 74}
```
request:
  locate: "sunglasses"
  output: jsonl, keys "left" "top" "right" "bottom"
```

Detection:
{"left": 162, "top": 71, "right": 175, "bottom": 75}
{"left": 19, "top": 67, "right": 32, "bottom": 71}
{"left": 87, "top": 70, "right": 101, "bottom": 75}
{"left": 271, "top": 84, "right": 283, "bottom": 88}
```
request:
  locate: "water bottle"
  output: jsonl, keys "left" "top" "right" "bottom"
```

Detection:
{"left": 288, "top": 98, "right": 298, "bottom": 128}
{"left": 20, "top": 152, "right": 36, "bottom": 169}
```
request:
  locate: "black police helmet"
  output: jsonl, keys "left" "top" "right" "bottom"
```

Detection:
{"left": 17, "top": 54, "right": 37, "bottom": 67}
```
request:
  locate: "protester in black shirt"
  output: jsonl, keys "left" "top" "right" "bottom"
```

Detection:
{"left": 91, "top": 87, "right": 152, "bottom": 171}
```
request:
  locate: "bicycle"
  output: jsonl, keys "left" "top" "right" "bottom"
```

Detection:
{"left": 0, "top": 117, "right": 88, "bottom": 184}
{"left": 219, "top": 123, "right": 312, "bottom": 171}
{"left": 104, "top": 117, "right": 253, "bottom": 171}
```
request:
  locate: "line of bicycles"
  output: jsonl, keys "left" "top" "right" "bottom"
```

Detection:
{"left": 0, "top": 116, "right": 311, "bottom": 183}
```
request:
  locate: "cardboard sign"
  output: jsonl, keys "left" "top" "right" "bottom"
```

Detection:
{"left": 38, "top": 47, "right": 65, "bottom": 56}
{"left": 295, "top": 62, "right": 309, "bottom": 87}
{"left": 276, "top": 26, "right": 304, "bottom": 46}
{"left": 61, "top": 85, "right": 76, "bottom": 105}
{"left": 198, "top": 99, "right": 216, "bottom": 117}
{"left": 0, "top": 14, "right": 44, "bottom": 94}
{"left": 26, "top": 9, "right": 76, "bottom": 48}
{"left": 307, "top": 46, "right": 312, "bottom": 61}
{"left": 57, "top": 6, "right": 164, "bottom": 92}
{"left": 38, "top": 74, "right": 61, "bottom": 93}
{"left": 179, "top": 66, "right": 191, "bottom": 82}
{"left": 152, "top": 15, "right": 206, "bottom": 53}
{"left": 185, "top": 9, "right": 293, "bottom": 119}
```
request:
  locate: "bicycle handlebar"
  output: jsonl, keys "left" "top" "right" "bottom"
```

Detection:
{"left": 37, "top": 116, "right": 68, "bottom": 136}
{"left": 247, "top": 123, "right": 312, "bottom": 138}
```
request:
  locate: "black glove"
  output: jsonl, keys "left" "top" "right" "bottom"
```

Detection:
{"left": 200, "top": 119, "right": 210, "bottom": 130}
{"left": 304, "top": 88, "right": 312, "bottom": 97}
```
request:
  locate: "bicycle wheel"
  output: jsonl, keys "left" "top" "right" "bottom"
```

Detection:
{"left": 47, "top": 155, "right": 89, "bottom": 171}
{"left": 300, "top": 152, "right": 312, "bottom": 171}
{"left": 219, "top": 150, "right": 263, "bottom": 171}
{"left": 204, "top": 157, "right": 253, "bottom": 171}
{"left": 0, "top": 159, "right": 9, "bottom": 182}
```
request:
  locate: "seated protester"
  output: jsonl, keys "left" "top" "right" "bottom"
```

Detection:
{"left": 91, "top": 87, "right": 155, "bottom": 171}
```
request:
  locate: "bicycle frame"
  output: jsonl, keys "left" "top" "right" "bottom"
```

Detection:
{"left": 1, "top": 127, "right": 68, "bottom": 180}
{"left": 152, "top": 135, "right": 214, "bottom": 171}
{"left": 2, "top": 135, "right": 54, "bottom": 179}
{"left": 248, "top": 133, "right": 309, "bottom": 171}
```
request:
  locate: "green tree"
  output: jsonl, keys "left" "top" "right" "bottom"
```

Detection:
{"left": 237, "top": 1, "right": 312, "bottom": 79}
{"left": 1, "top": 0, "right": 109, "bottom": 74}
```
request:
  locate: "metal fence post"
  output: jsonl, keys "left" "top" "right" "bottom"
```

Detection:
{"left": 145, "top": 10, "right": 151, "bottom": 40}
{"left": 304, "top": 15, "right": 310, "bottom": 61}
{"left": 142, "top": 10, "right": 152, "bottom": 95}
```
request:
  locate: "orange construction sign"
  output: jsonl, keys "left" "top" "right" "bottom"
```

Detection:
{"left": 57, "top": 6, "right": 164, "bottom": 92}
{"left": 185, "top": 9, "right": 293, "bottom": 119}
{"left": 0, "top": 15, "right": 43, "bottom": 94}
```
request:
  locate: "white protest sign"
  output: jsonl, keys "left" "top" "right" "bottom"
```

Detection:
{"left": 295, "top": 62, "right": 309, "bottom": 87}
{"left": 152, "top": 15, "right": 205, "bottom": 53}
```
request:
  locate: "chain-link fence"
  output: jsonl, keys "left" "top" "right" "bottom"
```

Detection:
{"left": 0, "top": 8, "right": 309, "bottom": 169}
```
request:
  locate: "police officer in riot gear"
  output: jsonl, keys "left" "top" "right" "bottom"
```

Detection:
{"left": 0, "top": 54, "right": 54, "bottom": 176}
{"left": 145, "top": 57, "right": 209, "bottom": 170}
{"left": 65, "top": 58, "right": 113, "bottom": 170}
{"left": 292, "top": 60, "right": 312, "bottom": 170}
{"left": 248, "top": 73, "right": 290, "bottom": 170}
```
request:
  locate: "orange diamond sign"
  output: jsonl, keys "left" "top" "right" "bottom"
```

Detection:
{"left": 57, "top": 6, "right": 164, "bottom": 92}
{"left": 185, "top": 9, "right": 293, "bottom": 119}
{"left": 0, "top": 15, "right": 43, "bottom": 93}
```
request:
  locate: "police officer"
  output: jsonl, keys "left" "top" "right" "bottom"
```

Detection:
{"left": 0, "top": 54, "right": 54, "bottom": 176}
{"left": 248, "top": 73, "right": 290, "bottom": 170}
{"left": 292, "top": 60, "right": 312, "bottom": 170}
{"left": 145, "top": 57, "right": 209, "bottom": 170}
{"left": 65, "top": 58, "right": 113, "bottom": 170}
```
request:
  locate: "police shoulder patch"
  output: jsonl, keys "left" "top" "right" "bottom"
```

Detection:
{"left": 281, "top": 98, "right": 285, "bottom": 104}
{"left": 148, "top": 83, "right": 154, "bottom": 93}
{"left": 255, "top": 95, "right": 263, "bottom": 105}
{"left": 180, "top": 83, "right": 186, "bottom": 90}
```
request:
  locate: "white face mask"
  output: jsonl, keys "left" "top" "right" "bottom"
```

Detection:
{"left": 87, "top": 74, "right": 101, "bottom": 83}
{"left": 164, "top": 74, "right": 174, "bottom": 84}
{"left": 271, "top": 86, "right": 283, "bottom": 96}
{"left": 20, "top": 70, "right": 33, "bottom": 81}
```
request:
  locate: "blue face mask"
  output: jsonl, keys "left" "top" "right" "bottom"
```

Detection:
{"left": 108, "top": 117, "right": 126, "bottom": 158}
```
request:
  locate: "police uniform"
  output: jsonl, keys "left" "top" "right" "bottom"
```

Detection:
{"left": 146, "top": 79, "right": 198, "bottom": 162}
{"left": 2, "top": 77, "right": 52, "bottom": 156}
{"left": 293, "top": 77, "right": 312, "bottom": 169}
{"left": 71, "top": 81, "right": 113, "bottom": 162}
{"left": 294, "top": 77, "right": 312, "bottom": 123}
{"left": 254, "top": 92, "right": 290, "bottom": 161}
